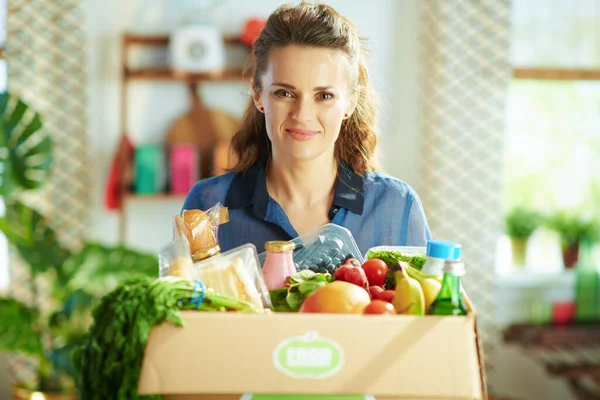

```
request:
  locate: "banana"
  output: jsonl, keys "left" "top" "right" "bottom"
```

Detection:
{"left": 403, "top": 262, "right": 442, "bottom": 311}
{"left": 391, "top": 264, "right": 425, "bottom": 315}
{"left": 410, "top": 274, "right": 441, "bottom": 311}
{"left": 403, "top": 261, "right": 441, "bottom": 282}
{"left": 402, "top": 261, "right": 475, "bottom": 314}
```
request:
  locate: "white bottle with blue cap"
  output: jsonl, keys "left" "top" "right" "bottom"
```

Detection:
{"left": 421, "top": 240, "right": 462, "bottom": 276}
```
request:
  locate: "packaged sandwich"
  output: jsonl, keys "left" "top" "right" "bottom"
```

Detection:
{"left": 192, "top": 244, "right": 272, "bottom": 310}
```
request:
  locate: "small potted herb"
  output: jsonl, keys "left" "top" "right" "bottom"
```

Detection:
{"left": 505, "top": 208, "right": 543, "bottom": 267}
{"left": 547, "top": 212, "right": 599, "bottom": 269}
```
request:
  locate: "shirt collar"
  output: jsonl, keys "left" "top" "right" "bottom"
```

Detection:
{"left": 225, "top": 155, "right": 364, "bottom": 217}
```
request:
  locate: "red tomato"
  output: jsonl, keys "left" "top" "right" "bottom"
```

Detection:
{"left": 363, "top": 300, "right": 397, "bottom": 315}
{"left": 368, "top": 285, "right": 384, "bottom": 299}
{"left": 378, "top": 290, "right": 395, "bottom": 303}
{"left": 361, "top": 259, "right": 388, "bottom": 287}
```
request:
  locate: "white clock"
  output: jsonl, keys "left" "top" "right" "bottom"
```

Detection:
{"left": 170, "top": 24, "right": 225, "bottom": 74}
{"left": 170, "top": 0, "right": 226, "bottom": 74}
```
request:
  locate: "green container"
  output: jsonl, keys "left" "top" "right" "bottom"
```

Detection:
{"left": 575, "top": 238, "right": 600, "bottom": 322}
{"left": 134, "top": 144, "right": 164, "bottom": 194}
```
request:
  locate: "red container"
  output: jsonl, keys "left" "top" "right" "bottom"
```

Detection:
{"left": 552, "top": 301, "right": 575, "bottom": 326}
{"left": 170, "top": 145, "right": 198, "bottom": 195}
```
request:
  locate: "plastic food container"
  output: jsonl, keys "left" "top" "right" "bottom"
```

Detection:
{"left": 192, "top": 243, "right": 272, "bottom": 310}
{"left": 158, "top": 237, "right": 194, "bottom": 280}
{"left": 365, "top": 245, "right": 427, "bottom": 259}
{"left": 364, "top": 245, "right": 428, "bottom": 272}
{"left": 259, "top": 223, "right": 363, "bottom": 274}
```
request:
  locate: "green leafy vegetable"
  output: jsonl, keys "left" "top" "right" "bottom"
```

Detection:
{"left": 269, "top": 287, "right": 288, "bottom": 310}
{"left": 268, "top": 271, "right": 333, "bottom": 312}
{"left": 298, "top": 281, "right": 326, "bottom": 295}
{"left": 366, "top": 250, "right": 427, "bottom": 290}
{"left": 75, "top": 276, "right": 261, "bottom": 400}
{"left": 285, "top": 291, "right": 305, "bottom": 311}
{"left": 367, "top": 250, "right": 427, "bottom": 270}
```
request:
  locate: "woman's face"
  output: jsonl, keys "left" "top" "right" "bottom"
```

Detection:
{"left": 254, "top": 45, "right": 355, "bottom": 163}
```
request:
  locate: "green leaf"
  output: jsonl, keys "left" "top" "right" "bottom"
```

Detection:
{"left": 6, "top": 99, "right": 27, "bottom": 137}
{"left": 62, "top": 289, "right": 94, "bottom": 320}
{"left": 0, "top": 91, "right": 53, "bottom": 197}
{"left": 298, "top": 281, "right": 325, "bottom": 295}
{"left": 286, "top": 291, "right": 305, "bottom": 312}
{"left": 274, "top": 304, "right": 293, "bottom": 312}
{"left": 310, "top": 273, "right": 329, "bottom": 282}
{"left": 289, "top": 270, "right": 316, "bottom": 284}
{"left": 50, "top": 342, "right": 84, "bottom": 379}
{"left": 367, "top": 250, "right": 427, "bottom": 271}
{"left": 268, "top": 287, "right": 288, "bottom": 309}
{"left": 64, "top": 242, "right": 158, "bottom": 296}
{"left": 0, "top": 201, "right": 33, "bottom": 245}
{"left": 547, "top": 211, "right": 599, "bottom": 245}
{"left": 2, "top": 202, "right": 71, "bottom": 278}
{"left": 0, "top": 297, "right": 43, "bottom": 357}
{"left": 0, "top": 91, "right": 9, "bottom": 114}
{"left": 505, "top": 208, "right": 543, "bottom": 239}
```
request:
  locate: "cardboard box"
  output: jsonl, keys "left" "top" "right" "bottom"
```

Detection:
{"left": 138, "top": 311, "right": 486, "bottom": 400}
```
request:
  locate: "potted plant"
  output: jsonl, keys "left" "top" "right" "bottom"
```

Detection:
{"left": 547, "top": 211, "right": 599, "bottom": 269}
{"left": 0, "top": 92, "right": 158, "bottom": 398}
{"left": 505, "top": 208, "right": 543, "bottom": 267}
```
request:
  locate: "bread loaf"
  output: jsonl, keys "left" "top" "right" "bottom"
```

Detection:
{"left": 180, "top": 209, "right": 218, "bottom": 254}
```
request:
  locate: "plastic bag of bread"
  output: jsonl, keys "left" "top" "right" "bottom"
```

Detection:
{"left": 174, "top": 202, "right": 229, "bottom": 261}
{"left": 158, "top": 236, "right": 194, "bottom": 280}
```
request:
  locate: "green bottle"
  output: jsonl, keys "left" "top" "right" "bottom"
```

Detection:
{"left": 575, "top": 237, "right": 599, "bottom": 322}
{"left": 428, "top": 260, "right": 467, "bottom": 316}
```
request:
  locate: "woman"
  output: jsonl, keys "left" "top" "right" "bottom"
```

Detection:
{"left": 182, "top": 2, "right": 431, "bottom": 254}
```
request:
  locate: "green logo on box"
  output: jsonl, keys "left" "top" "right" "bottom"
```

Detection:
{"left": 273, "top": 331, "right": 344, "bottom": 379}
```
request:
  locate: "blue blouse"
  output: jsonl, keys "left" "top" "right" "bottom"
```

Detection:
{"left": 182, "top": 156, "right": 431, "bottom": 256}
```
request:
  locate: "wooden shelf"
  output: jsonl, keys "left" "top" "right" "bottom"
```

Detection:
{"left": 124, "top": 193, "right": 187, "bottom": 202}
{"left": 513, "top": 68, "right": 600, "bottom": 81}
{"left": 123, "top": 33, "right": 245, "bottom": 47}
{"left": 116, "top": 32, "right": 246, "bottom": 243}
{"left": 125, "top": 68, "right": 247, "bottom": 82}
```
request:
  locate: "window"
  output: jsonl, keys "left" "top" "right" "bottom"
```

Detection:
{"left": 499, "top": 0, "right": 600, "bottom": 273}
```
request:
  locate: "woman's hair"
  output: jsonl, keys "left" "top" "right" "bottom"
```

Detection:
{"left": 230, "top": 1, "right": 379, "bottom": 175}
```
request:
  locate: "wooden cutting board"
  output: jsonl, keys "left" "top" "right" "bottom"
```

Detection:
{"left": 165, "top": 83, "right": 239, "bottom": 178}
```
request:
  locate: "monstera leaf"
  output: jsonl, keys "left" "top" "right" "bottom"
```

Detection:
{"left": 0, "top": 91, "right": 53, "bottom": 197}
{"left": 0, "top": 201, "right": 71, "bottom": 280}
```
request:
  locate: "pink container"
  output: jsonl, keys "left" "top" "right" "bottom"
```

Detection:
{"left": 170, "top": 145, "right": 198, "bottom": 195}
{"left": 262, "top": 241, "right": 296, "bottom": 290}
